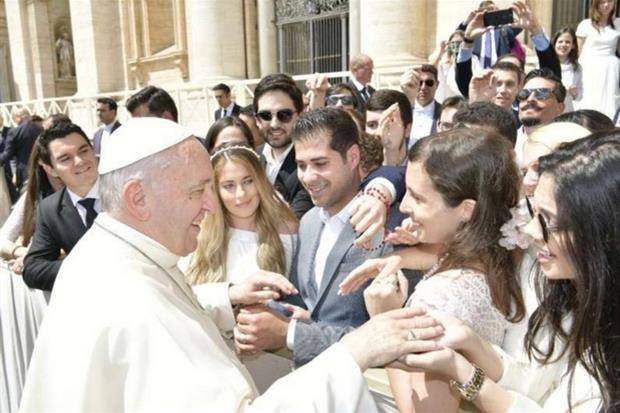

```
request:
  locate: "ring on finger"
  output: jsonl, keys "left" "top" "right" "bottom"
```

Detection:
{"left": 408, "top": 330, "right": 417, "bottom": 341}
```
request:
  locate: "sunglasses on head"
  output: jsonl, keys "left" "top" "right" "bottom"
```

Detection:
{"left": 525, "top": 196, "right": 559, "bottom": 243}
{"left": 326, "top": 95, "right": 355, "bottom": 106}
{"left": 517, "top": 88, "right": 557, "bottom": 102}
{"left": 256, "top": 109, "right": 296, "bottom": 123}
{"left": 419, "top": 79, "right": 436, "bottom": 88}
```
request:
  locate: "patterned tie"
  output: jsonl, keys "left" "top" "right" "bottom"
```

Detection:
{"left": 78, "top": 198, "right": 98, "bottom": 229}
{"left": 483, "top": 31, "right": 492, "bottom": 69}
{"left": 361, "top": 86, "right": 369, "bottom": 101}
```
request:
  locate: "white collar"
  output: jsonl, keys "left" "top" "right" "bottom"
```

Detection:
{"left": 318, "top": 196, "right": 357, "bottom": 225}
{"left": 96, "top": 213, "right": 180, "bottom": 270}
{"left": 67, "top": 177, "right": 100, "bottom": 207}
{"left": 222, "top": 102, "right": 235, "bottom": 112}
{"left": 350, "top": 78, "right": 366, "bottom": 92}
{"left": 414, "top": 101, "right": 436, "bottom": 114}
{"left": 262, "top": 142, "right": 294, "bottom": 165}
{"left": 103, "top": 121, "right": 117, "bottom": 132}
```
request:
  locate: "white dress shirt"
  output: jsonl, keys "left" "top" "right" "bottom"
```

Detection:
{"left": 220, "top": 102, "right": 235, "bottom": 118}
{"left": 409, "top": 101, "right": 436, "bottom": 147}
{"left": 262, "top": 143, "right": 294, "bottom": 184}
{"left": 66, "top": 178, "right": 101, "bottom": 227}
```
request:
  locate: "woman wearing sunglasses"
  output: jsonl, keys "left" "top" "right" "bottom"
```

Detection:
{"left": 325, "top": 83, "right": 364, "bottom": 114}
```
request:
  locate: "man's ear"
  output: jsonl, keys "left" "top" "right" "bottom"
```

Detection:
{"left": 459, "top": 199, "right": 477, "bottom": 222}
{"left": 122, "top": 179, "right": 150, "bottom": 221}
{"left": 41, "top": 162, "right": 58, "bottom": 178}
{"left": 347, "top": 143, "right": 360, "bottom": 169}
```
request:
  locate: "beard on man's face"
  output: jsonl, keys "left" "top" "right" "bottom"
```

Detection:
{"left": 519, "top": 101, "right": 544, "bottom": 127}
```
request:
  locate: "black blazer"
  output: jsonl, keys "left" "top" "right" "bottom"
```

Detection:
{"left": 260, "top": 147, "right": 313, "bottom": 219}
{"left": 214, "top": 103, "right": 242, "bottom": 120}
{"left": 0, "top": 120, "right": 42, "bottom": 189}
{"left": 92, "top": 120, "right": 122, "bottom": 156}
{"left": 23, "top": 188, "right": 88, "bottom": 291}
{"left": 347, "top": 80, "right": 375, "bottom": 110}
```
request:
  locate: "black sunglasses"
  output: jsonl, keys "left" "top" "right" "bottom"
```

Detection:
{"left": 517, "top": 88, "right": 557, "bottom": 102}
{"left": 256, "top": 109, "right": 296, "bottom": 123}
{"left": 326, "top": 95, "right": 355, "bottom": 106}
{"left": 419, "top": 79, "right": 436, "bottom": 88}
{"left": 525, "top": 196, "right": 559, "bottom": 243}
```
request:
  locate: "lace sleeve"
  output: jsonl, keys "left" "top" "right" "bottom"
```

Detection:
{"left": 406, "top": 269, "right": 509, "bottom": 345}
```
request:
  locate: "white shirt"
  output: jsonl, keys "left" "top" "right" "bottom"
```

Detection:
{"left": 262, "top": 143, "right": 294, "bottom": 184}
{"left": 409, "top": 101, "right": 436, "bottom": 147}
{"left": 66, "top": 178, "right": 101, "bottom": 227}
{"left": 220, "top": 102, "right": 235, "bottom": 117}
{"left": 350, "top": 78, "right": 367, "bottom": 97}
{"left": 515, "top": 126, "right": 528, "bottom": 168}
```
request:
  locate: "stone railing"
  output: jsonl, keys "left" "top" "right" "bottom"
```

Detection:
{"left": 0, "top": 69, "right": 410, "bottom": 138}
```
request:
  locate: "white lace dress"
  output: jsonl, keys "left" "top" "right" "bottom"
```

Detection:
{"left": 406, "top": 268, "right": 509, "bottom": 345}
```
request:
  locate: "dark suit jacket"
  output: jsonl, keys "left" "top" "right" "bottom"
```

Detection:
{"left": 0, "top": 126, "right": 17, "bottom": 202}
{"left": 260, "top": 147, "right": 313, "bottom": 218}
{"left": 347, "top": 80, "right": 376, "bottom": 110}
{"left": 214, "top": 103, "right": 242, "bottom": 120}
{"left": 92, "top": 120, "right": 122, "bottom": 156}
{"left": 23, "top": 188, "right": 88, "bottom": 291}
{"left": 0, "top": 120, "right": 42, "bottom": 190}
{"left": 282, "top": 204, "right": 396, "bottom": 366}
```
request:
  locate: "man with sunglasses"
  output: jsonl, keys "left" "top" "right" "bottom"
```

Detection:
{"left": 402, "top": 64, "right": 441, "bottom": 148}
{"left": 254, "top": 73, "right": 313, "bottom": 218}
{"left": 514, "top": 68, "right": 566, "bottom": 166}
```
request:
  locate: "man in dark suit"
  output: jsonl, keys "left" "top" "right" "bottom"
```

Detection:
{"left": 399, "top": 64, "right": 441, "bottom": 148}
{"left": 213, "top": 83, "right": 241, "bottom": 120}
{"left": 0, "top": 110, "right": 43, "bottom": 192}
{"left": 92, "top": 97, "right": 121, "bottom": 156}
{"left": 347, "top": 54, "right": 376, "bottom": 110}
{"left": 234, "top": 108, "right": 396, "bottom": 367}
{"left": 253, "top": 74, "right": 313, "bottom": 218}
{"left": 23, "top": 122, "right": 100, "bottom": 291}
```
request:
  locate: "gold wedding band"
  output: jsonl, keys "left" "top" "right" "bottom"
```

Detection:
{"left": 408, "top": 330, "right": 417, "bottom": 341}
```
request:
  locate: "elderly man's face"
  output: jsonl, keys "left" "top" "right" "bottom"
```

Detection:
{"left": 149, "top": 138, "right": 218, "bottom": 256}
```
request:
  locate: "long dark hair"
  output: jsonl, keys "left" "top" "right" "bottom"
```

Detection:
{"left": 527, "top": 132, "right": 620, "bottom": 411}
{"left": 204, "top": 116, "right": 255, "bottom": 154}
{"left": 553, "top": 27, "right": 581, "bottom": 71}
{"left": 408, "top": 127, "right": 525, "bottom": 322}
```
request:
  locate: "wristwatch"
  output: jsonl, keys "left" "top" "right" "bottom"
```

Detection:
{"left": 450, "top": 363, "right": 486, "bottom": 401}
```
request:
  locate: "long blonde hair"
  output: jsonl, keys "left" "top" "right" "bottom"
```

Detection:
{"left": 187, "top": 145, "right": 298, "bottom": 284}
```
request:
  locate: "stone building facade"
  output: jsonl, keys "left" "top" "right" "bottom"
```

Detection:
{"left": 0, "top": 0, "right": 595, "bottom": 104}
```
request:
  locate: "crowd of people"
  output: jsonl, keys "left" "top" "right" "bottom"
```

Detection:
{"left": 0, "top": 0, "right": 619, "bottom": 412}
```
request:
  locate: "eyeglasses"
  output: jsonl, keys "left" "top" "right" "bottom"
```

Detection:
{"left": 517, "top": 88, "right": 558, "bottom": 102}
{"left": 525, "top": 196, "right": 559, "bottom": 243}
{"left": 256, "top": 109, "right": 296, "bottom": 123}
{"left": 326, "top": 95, "right": 355, "bottom": 106}
{"left": 419, "top": 79, "right": 436, "bottom": 88}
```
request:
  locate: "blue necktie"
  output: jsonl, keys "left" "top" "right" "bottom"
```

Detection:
{"left": 483, "top": 31, "right": 492, "bottom": 69}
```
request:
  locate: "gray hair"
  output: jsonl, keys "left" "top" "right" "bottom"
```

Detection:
{"left": 99, "top": 147, "right": 176, "bottom": 213}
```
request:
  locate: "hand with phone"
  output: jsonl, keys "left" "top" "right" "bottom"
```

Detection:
{"left": 464, "top": 11, "right": 490, "bottom": 42}
{"left": 483, "top": 8, "right": 514, "bottom": 28}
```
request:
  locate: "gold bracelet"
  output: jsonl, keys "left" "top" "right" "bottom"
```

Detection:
{"left": 450, "top": 363, "right": 485, "bottom": 401}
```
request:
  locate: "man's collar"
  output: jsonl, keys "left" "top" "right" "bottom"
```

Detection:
{"left": 350, "top": 78, "right": 365, "bottom": 91}
{"left": 67, "top": 177, "right": 100, "bottom": 207}
{"left": 318, "top": 195, "right": 358, "bottom": 225}
{"left": 414, "top": 101, "right": 436, "bottom": 113}
{"left": 262, "top": 142, "right": 294, "bottom": 164}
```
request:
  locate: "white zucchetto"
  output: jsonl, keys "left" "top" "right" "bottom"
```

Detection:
{"left": 98, "top": 117, "right": 193, "bottom": 174}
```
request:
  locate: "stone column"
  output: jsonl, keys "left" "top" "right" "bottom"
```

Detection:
{"left": 69, "top": 0, "right": 125, "bottom": 95}
{"left": 348, "top": 0, "right": 360, "bottom": 57}
{"left": 359, "top": 0, "right": 421, "bottom": 69}
{"left": 257, "top": 0, "right": 277, "bottom": 77}
{"left": 185, "top": 0, "right": 246, "bottom": 82}
{"left": 244, "top": 0, "right": 259, "bottom": 79}
{"left": 27, "top": 0, "right": 56, "bottom": 97}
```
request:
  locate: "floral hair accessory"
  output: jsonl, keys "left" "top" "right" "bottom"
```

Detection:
{"left": 499, "top": 198, "right": 533, "bottom": 250}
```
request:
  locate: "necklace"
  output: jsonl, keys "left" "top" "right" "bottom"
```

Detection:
{"left": 422, "top": 253, "right": 448, "bottom": 280}
{"left": 95, "top": 222, "right": 204, "bottom": 312}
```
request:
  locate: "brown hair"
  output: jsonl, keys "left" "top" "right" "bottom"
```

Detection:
{"left": 590, "top": 0, "right": 616, "bottom": 28}
{"left": 408, "top": 127, "right": 525, "bottom": 321}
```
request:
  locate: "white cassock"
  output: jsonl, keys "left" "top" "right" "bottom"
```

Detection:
{"left": 20, "top": 213, "right": 378, "bottom": 412}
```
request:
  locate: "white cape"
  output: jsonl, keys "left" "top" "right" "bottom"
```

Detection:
{"left": 20, "top": 213, "right": 377, "bottom": 412}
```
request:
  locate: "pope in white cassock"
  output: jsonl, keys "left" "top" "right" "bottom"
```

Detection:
{"left": 19, "top": 118, "right": 442, "bottom": 412}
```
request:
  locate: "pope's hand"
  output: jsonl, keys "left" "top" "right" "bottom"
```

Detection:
{"left": 229, "top": 270, "right": 298, "bottom": 306}
{"left": 339, "top": 307, "right": 443, "bottom": 371}
{"left": 234, "top": 304, "right": 289, "bottom": 354}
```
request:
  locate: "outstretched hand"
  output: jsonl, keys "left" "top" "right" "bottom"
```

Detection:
{"left": 338, "top": 254, "right": 403, "bottom": 296}
{"left": 229, "top": 270, "right": 298, "bottom": 306}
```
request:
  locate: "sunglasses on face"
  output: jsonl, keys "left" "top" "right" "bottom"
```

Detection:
{"left": 525, "top": 196, "right": 560, "bottom": 243}
{"left": 517, "top": 88, "right": 557, "bottom": 102}
{"left": 419, "top": 79, "right": 436, "bottom": 88}
{"left": 256, "top": 109, "right": 296, "bottom": 123}
{"left": 326, "top": 95, "right": 355, "bottom": 106}
{"left": 448, "top": 41, "right": 462, "bottom": 53}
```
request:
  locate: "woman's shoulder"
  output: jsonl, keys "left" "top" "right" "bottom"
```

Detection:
{"left": 576, "top": 18, "right": 593, "bottom": 35}
{"left": 276, "top": 220, "right": 299, "bottom": 235}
